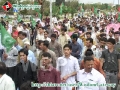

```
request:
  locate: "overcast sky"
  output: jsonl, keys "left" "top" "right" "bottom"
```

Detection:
{"left": 79, "top": 0, "right": 119, "bottom": 4}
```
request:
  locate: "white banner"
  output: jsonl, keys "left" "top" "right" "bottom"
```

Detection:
{"left": 13, "top": 4, "right": 41, "bottom": 10}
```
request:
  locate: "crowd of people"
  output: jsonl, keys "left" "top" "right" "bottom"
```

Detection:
{"left": 0, "top": 14, "right": 120, "bottom": 90}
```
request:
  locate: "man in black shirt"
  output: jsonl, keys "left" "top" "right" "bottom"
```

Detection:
{"left": 14, "top": 48, "right": 37, "bottom": 89}
{"left": 100, "top": 38, "right": 120, "bottom": 90}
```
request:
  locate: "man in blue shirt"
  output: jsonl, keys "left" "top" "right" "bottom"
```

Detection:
{"left": 70, "top": 34, "right": 82, "bottom": 62}
{"left": 71, "top": 32, "right": 84, "bottom": 54}
{"left": 15, "top": 41, "right": 37, "bottom": 66}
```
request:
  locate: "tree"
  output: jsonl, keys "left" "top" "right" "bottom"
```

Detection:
{"left": 38, "top": 0, "right": 46, "bottom": 19}
{"left": 19, "top": 0, "right": 32, "bottom": 15}
{"left": 67, "top": 1, "right": 78, "bottom": 16}
{"left": 52, "top": 3, "right": 59, "bottom": 16}
{"left": 0, "top": 0, "right": 18, "bottom": 5}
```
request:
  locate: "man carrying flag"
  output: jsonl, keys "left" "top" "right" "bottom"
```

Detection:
{"left": 34, "top": 1, "right": 42, "bottom": 21}
{"left": 0, "top": 24, "right": 18, "bottom": 82}
{"left": 59, "top": 2, "right": 64, "bottom": 15}
{"left": 30, "top": 16, "right": 36, "bottom": 28}
{"left": 91, "top": 7, "right": 98, "bottom": 16}
{"left": 17, "top": 14, "right": 22, "bottom": 23}
{"left": 79, "top": 4, "right": 84, "bottom": 17}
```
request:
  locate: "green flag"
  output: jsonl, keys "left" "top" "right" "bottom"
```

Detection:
{"left": 17, "top": 14, "right": 22, "bottom": 22}
{"left": 34, "top": 1, "right": 42, "bottom": 19}
{"left": 94, "top": 7, "right": 98, "bottom": 15}
{"left": 80, "top": 4, "right": 84, "bottom": 12}
{"left": 38, "top": 12, "right": 42, "bottom": 19}
{"left": 108, "top": 5, "right": 111, "bottom": 10}
{"left": 118, "top": 13, "right": 120, "bottom": 22}
{"left": 30, "top": 16, "right": 36, "bottom": 27}
{"left": 60, "top": 3, "right": 64, "bottom": 15}
{"left": 0, "top": 24, "right": 16, "bottom": 52}
{"left": 92, "top": 7, "right": 98, "bottom": 15}
{"left": 34, "top": 1, "right": 39, "bottom": 12}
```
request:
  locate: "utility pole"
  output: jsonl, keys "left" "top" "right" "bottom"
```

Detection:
{"left": 50, "top": 0, "right": 52, "bottom": 29}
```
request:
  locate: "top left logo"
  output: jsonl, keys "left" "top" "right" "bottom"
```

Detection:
{"left": 2, "top": 1, "right": 12, "bottom": 11}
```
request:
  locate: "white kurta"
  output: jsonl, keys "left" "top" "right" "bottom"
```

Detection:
{"left": 77, "top": 68, "right": 106, "bottom": 90}
{"left": 36, "top": 33, "right": 44, "bottom": 40}
{"left": 0, "top": 74, "right": 15, "bottom": 90}
{"left": 57, "top": 55, "right": 80, "bottom": 90}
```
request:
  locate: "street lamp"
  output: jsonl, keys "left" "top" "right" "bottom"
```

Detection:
{"left": 50, "top": 0, "right": 52, "bottom": 29}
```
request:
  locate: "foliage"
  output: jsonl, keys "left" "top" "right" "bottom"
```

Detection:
{"left": 0, "top": 0, "right": 18, "bottom": 5}
{"left": 42, "top": 1, "right": 49, "bottom": 16}
{"left": 50, "top": 1, "right": 78, "bottom": 17}
{"left": 19, "top": 0, "right": 32, "bottom": 15}
{"left": 52, "top": 4, "right": 59, "bottom": 16}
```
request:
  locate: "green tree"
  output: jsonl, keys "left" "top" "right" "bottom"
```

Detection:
{"left": 65, "top": 1, "right": 78, "bottom": 16}
{"left": 19, "top": 1, "right": 29, "bottom": 15}
{"left": 42, "top": 1, "right": 49, "bottom": 17}
{"left": 52, "top": 3, "right": 59, "bottom": 16}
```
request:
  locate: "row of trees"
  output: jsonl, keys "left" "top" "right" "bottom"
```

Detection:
{"left": 43, "top": 1, "right": 120, "bottom": 17}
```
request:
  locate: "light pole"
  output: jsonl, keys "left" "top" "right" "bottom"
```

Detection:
{"left": 50, "top": 0, "right": 52, "bottom": 29}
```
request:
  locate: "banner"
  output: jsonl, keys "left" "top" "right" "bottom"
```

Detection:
{"left": 13, "top": 4, "right": 41, "bottom": 10}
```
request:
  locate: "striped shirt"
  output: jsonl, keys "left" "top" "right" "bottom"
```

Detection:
{"left": 4, "top": 46, "right": 18, "bottom": 67}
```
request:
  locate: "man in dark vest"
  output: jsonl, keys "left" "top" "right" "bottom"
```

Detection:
{"left": 14, "top": 48, "right": 37, "bottom": 90}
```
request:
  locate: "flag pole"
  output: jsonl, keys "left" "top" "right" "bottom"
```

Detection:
{"left": 50, "top": 0, "right": 52, "bottom": 29}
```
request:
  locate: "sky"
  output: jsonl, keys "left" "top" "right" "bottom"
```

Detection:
{"left": 78, "top": 0, "right": 119, "bottom": 4}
